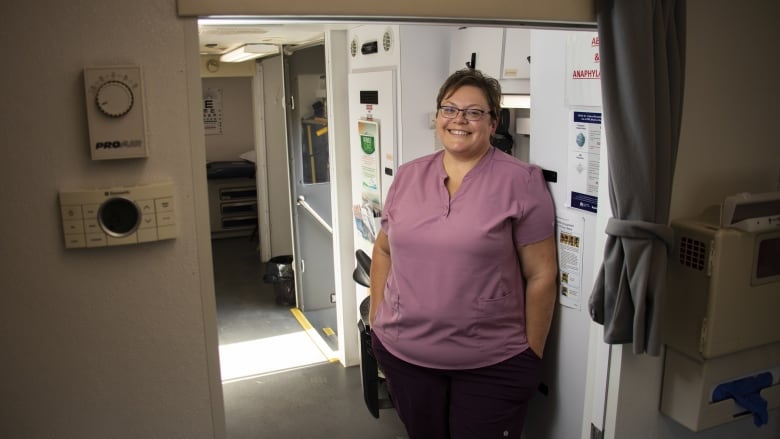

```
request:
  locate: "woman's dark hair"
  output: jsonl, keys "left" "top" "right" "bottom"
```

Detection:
{"left": 436, "top": 68, "right": 502, "bottom": 122}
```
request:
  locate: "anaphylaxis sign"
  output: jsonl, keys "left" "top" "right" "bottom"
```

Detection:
{"left": 565, "top": 33, "right": 602, "bottom": 107}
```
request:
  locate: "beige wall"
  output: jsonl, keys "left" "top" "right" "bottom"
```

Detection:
{"left": 202, "top": 76, "right": 255, "bottom": 162}
{"left": 2, "top": 1, "right": 777, "bottom": 438}
{"left": 0, "top": 1, "right": 222, "bottom": 438}
{"left": 177, "top": 0, "right": 596, "bottom": 24}
{"left": 670, "top": 0, "right": 780, "bottom": 217}
{"left": 200, "top": 55, "right": 255, "bottom": 78}
{"left": 614, "top": 1, "right": 780, "bottom": 438}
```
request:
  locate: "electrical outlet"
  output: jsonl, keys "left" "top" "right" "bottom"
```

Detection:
{"left": 330, "top": 293, "right": 336, "bottom": 303}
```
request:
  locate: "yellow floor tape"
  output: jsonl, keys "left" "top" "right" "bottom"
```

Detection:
{"left": 290, "top": 308, "right": 339, "bottom": 363}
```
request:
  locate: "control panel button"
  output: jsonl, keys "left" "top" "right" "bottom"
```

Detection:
{"left": 83, "top": 204, "right": 100, "bottom": 217}
{"left": 61, "top": 205, "right": 83, "bottom": 220}
{"left": 86, "top": 233, "right": 107, "bottom": 247}
{"left": 139, "top": 211, "right": 157, "bottom": 229}
{"left": 137, "top": 228, "right": 158, "bottom": 243}
{"left": 157, "top": 211, "right": 175, "bottom": 227}
{"left": 84, "top": 218, "right": 101, "bottom": 234}
{"left": 63, "top": 219, "right": 85, "bottom": 234}
{"left": 65, "top": 234, "right": 86, "bottom": 248}
{"left": 155, "top": 197, "right": 174, "bottom": 212}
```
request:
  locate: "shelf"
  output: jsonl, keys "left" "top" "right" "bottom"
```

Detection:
{"left": 208, "top": 177, "right": 258, "bottom": 238}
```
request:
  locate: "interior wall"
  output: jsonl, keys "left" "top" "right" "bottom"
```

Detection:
{"left": 398, "top": 24, "right": 453, "bottom": 163}
{"left": 200, "top": 55, "right": 255, "bottom": 78}
{"left": 523, "top": 29, "right": 601, "bottom": 439}
{"left": 669, "top": 0, "right": 780, "bottom": 215}
{"left": 202, "top": 77, "right": 256, "bottom": 162}
{"left": 176, "top": 0, "right": 596, "bottom": 23}
{"left": 611, "top": 1, "right": 780, "bottom": 438}
{"left": 0, "top": 1, "right": 222, "bottom": 438}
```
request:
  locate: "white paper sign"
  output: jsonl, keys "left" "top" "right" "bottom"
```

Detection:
{"left": 565, "top": 33, "right": 602, "bottom": 107}
{"left": 567, "top": 111, "right": 601, "bottom": 214}
{"left": 203, "top": 88, "right": 223, "bottom": 135}
{"left": 556, "top": 214, "right": 585, "bottom": 310}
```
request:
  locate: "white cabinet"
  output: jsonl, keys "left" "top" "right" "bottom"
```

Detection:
{"left": 448, "top": 27, "right": 531, "bottom": 91}
{"left": 501, "top": 28, "right": 531, "bottom": 79}
{"left": 449, "top": 27, "right": 505, "bottom": 78}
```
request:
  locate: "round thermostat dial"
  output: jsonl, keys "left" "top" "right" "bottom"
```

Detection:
{"left": 95, "top": 80, "right": 134, "bottom": 117}
{"left": 98, "top": 197, "right": 141, "bottom": 237}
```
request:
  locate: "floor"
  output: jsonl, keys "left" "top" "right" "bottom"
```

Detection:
{"left": 212, "top": 237, "right": 408, "bottom": 439}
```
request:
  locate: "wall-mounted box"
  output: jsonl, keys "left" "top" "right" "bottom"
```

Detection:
{"left": 661, "top": 344, "right": 780, "bottom": 431}
{"left": 661, "top": 195, "right": 780, "bottom": 431}
{"left": 664, "top": 206, "right": 780, "bottom": 360}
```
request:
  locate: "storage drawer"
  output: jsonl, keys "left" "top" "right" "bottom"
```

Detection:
{"left": 221, "top": 201, "right": 257, "bottom": 216}
{"left": 220, "top": 186, "right": 256, "bottom": 201}
{"left": 222, "top": 216, "right": 258, "bottom": 230}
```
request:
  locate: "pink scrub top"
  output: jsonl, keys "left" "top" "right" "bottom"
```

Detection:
{"left": 373, "top": 147, "right": 555, "bottom": 369}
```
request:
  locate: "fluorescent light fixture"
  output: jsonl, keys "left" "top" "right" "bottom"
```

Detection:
{"left": 500, "top": 94, "right": 531, "bottom": 109}
{"left": 220, "top": 44, "right": 279, "bottom": 63}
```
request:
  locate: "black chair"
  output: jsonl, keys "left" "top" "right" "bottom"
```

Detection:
{"left": 352, "top": 249, "right": 394, "bottom": 418}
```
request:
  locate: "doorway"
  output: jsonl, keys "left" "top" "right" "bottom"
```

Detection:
{"left": 200, "top": 44, "right": 337, "bottom": 383}
{"left": 194, "top": 17, "right": 606, "bottom": 439}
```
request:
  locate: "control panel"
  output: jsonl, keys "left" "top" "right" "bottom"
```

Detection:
{"left": 59, "top": 181, "right": 176, "bottom": 248}
{"left": 84, "top": 65, "right": 149, "bottom": 160}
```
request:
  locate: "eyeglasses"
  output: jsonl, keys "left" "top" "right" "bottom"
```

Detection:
{"left": 438, "top": 106, "right": 491, "bottom": 121}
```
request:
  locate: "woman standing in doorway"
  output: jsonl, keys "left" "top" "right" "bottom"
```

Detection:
{"left": 369, "top": 68, "right": 557, "bottom": 439}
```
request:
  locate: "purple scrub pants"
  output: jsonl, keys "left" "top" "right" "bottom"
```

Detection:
{"left": 371, "top": 332, "right": 542, "bottom": 439}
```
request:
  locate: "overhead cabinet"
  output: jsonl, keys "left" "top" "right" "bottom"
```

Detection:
{"left": 449, "top": 27, "right": 531, "bottom": 92}
{"left": 501, "top": 28, "right": 531, "bottom": 80}
{"left": 449, "top": 27, "right": 505, "bottom": 78}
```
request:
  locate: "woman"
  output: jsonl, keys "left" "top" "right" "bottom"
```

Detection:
{"left": 369, "top": 68, "right": 557, "bottom": 439}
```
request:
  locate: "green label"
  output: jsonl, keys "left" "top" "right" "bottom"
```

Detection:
{"left": 360, "top": 135, "right": 375, "bottom": 154}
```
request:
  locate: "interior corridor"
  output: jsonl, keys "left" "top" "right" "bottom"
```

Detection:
{"left": 212, "top": 237, "right": 408, "bottom": 438}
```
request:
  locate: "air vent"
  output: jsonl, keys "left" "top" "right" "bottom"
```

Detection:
{"left": 382, "top": 28, "right": 393, "bottom": 52}
{"left": 350, "top": 38, "right": 358, "bottom": 58}
{"left": 679, "top": 236, "right": 707, "bottom": 271}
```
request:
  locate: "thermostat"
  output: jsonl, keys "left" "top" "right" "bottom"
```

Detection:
{"left": 84, "top": 65, "right": 149, "bottom": 160}
{"left": 59, "top": 181, "right": 176, "bottom": 248}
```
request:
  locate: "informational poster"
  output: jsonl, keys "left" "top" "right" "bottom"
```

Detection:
{"left": 556, "top": 214, "right": 585, "bottom": 310}
{"left": 354, "top": 119, "right": 382, "bottom": 242}
{"left": 565, "top": 32, "right": 602, "bottom": 107}
{"left": 567, "top": 111, "right": 601, "bottom": 214}
{"left": 203, "top": 88, "right": 223, "bottom": 135}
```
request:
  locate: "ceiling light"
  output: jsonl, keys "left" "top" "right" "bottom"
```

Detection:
{"left": 220, "top": 44, "right": 279, "bottom": 63}
{"left": 500, "top": 94, "right": 531, "bottom": 109}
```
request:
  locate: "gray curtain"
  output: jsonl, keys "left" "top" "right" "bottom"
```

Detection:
{"left": 588, "top": 0, "right": 686, "bottom": 356}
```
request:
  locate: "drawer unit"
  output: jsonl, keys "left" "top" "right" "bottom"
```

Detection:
{"left": 208, "top": 177, "right": 257, "bottom": 238}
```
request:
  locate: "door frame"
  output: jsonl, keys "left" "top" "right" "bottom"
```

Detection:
{"left": 184, "top": 7, "right": 601, "bottom": 439}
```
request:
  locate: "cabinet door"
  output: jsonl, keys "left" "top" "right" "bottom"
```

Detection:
{"left": 502, "top": 28, "right": 531, "bottom": 79}
{"left": 449, "top": 27, "right": 504, "bottom": 78}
